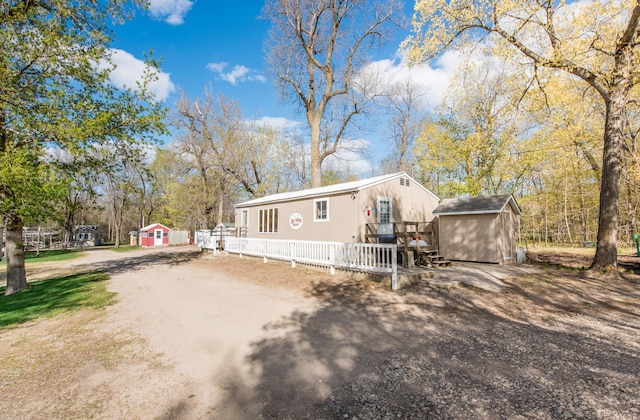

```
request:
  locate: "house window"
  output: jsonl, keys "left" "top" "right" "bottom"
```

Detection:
{"left": 378, "top": 198, "right": 391, "bottom": 224}
{"left": 156, "top": 230, "right": 162, "bottom": 239}
{"left": 314, "top": 199, "right": 329, "bottom": 222}
{"left": 400, "top": 178, "right": 410, "bottom": 187}
{"left": 241, "top": 209, "right": 249, "bottom": 238}
{"left": 259, "top": 208, "right": 279, "bottom": 233}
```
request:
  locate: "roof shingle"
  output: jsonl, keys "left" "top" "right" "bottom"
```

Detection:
{"left": 433, "top": 194, "right": 521, "bottom": 215}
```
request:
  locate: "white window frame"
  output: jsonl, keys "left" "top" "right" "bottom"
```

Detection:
{"left": 314, "top": 198, "right": 329, "bottom": 222}
{"left": 241, "top": 209, "right": 249, "bottom": 237}
{"left": 259, "top": 207, "right": 279, "bottom": 233}
{"left": 378, "top": 197, "right": 391, "bottom": 225}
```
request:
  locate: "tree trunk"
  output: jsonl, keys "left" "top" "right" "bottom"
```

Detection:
{"left": 563, "top": 170, "right": 573, "bottom": 245}
{"left": 309, "top": 114, "right": 322, "bottom": 188}
{"left": 4, "top": 213, "right": 28, "bottom": 296}
{"left": 590, "top": 99, "right": 625, "bottom": 270}
{"left": 589, "top": 7, "right": 637, "bottom": 269}
{"left": 217, "top": 182, "right": 225, "bottom": 226}
{"left": 114, "top": 222, "right": 121, "bottom": 248}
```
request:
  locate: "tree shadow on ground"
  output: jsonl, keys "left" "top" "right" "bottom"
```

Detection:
{"left": 527, "top": 250, "right": 640, "bottom": 274}
{"left": 0, "top": 248, "right": 203, "bottom": 285}
{"left": 69, "top": 248, "right": 202, "bottom": 277}
{"left": 215, "top": 274, "right": 640, "bottom": 419}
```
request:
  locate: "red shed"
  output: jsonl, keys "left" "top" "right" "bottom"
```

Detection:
{"left": 139, "top": 223, "right": 171, "bottom": 247}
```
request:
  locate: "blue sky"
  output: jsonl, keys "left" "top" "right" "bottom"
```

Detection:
{"left": 108, "top": 0, "right": 462, "bottom": 173}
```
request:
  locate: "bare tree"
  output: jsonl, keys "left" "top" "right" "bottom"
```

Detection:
{"left": 384, "top": 77, "right": 429, "bottom": 171}
{"left": 172, "top": 90, "right": 306, "bottom": 227}
{"left": 172, "top": 92, "right": 226, "bottom": 228}
{"left": 263, "top": 0, "right": 402, "bottom": 187}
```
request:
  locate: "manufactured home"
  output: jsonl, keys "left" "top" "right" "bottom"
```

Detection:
{"left": 433, "top": 194, "right": 521, "bottom": 264}
{"left": 234, "top": 172, "right": 440, "bottom": 244}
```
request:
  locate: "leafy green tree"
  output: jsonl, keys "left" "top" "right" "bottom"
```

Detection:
{"left": 1, "top": 1, "right": 166, "bottom": 295}
{"left": 405, "top": 0, "right": 640, "bottom": 269}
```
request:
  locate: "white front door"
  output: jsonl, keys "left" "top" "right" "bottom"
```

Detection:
{"left": 154, "top": 229, "right": 163, "bottom": 246}
{"left": 377, "top": 197, "right": 393, "bottom": 238}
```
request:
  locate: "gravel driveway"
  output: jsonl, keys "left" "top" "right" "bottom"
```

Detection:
{"left": 1, "top": 246, "right": 639, "bottom": 419}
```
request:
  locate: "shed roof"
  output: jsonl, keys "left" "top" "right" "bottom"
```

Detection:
{"left": 140, "top": 223, "right": 171, "bottom": 232}
{"left": 235, "top": 172, "right": 439, "bottom": 208}
{"left": 433, "top": 194, "right": 521, "bottom": 216}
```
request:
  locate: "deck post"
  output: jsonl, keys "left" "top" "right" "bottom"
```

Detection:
{"left": 391, "top": 245, "right": 398, "bottom": 290}
{"left": 330, "top": 243, "right": 335, "bottom": 275}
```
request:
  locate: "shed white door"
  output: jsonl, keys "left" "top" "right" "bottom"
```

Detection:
{"left": 377, "top": 197, "right": 393, "bottom": 237}
{"left": 154, "top": 229, "right": 163, "bottom": 246}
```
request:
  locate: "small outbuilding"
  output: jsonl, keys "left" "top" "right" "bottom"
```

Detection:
{"left": 73, "top": 225, "right": 103, "bottom": 247}
{"left": 433, "top": 194, "right": 521, "bottom": 264}
{"left": 139, "top": 223, "right": 171, "bottom": 247}
{"left": 234, "top": 172, "right": 440, "bottom": 244}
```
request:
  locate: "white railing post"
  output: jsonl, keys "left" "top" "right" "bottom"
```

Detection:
{"left": 330, "top": 243, "right": 335, "bottom": 275}
{"left": 391, "top": 245, "right": 398, "bottom": 290}
{"left": 221, "top": 238, "right": 399, "bottom": 290}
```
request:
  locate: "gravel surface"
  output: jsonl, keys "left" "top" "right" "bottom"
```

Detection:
{"left": 1, "top": 246, "right": 639, "bottom": 419}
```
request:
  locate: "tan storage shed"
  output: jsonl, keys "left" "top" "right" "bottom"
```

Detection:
{"left": 234, "top": 172, "right": 440, "bottom": 244}
{"left": 433, "top": 194, "right": 521, "bottom": 264}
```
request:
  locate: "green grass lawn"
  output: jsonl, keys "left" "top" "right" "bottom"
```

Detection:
{"left": 1, "top": 249, "right": 84, "bottom": 266}
{"left": 0, "top": 272, "right": 115, "bottom": 328}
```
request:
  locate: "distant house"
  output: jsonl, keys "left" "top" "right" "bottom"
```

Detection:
{"left": 433, "top": 194, "right": 521, "bottom": 264}
{"left": 139, "top": 223, "right": 171, "bottom": 247}
{"left": 73, "top": 225, "right": 103, "bottom": 247}
{"left": 234, "top": 172, "right": 440, "bottom": 244}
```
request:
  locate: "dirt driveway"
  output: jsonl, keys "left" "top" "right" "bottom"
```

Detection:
{"left": 1, "top": 246, "right": 639, "bottom": 419}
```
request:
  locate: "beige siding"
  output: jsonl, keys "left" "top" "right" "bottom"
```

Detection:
{"left": 357, "top": 178, "right": 439, "bottom": 224}
{"left": 438, "top": 214, "right": 499, "bottom": 263}
{"left": 438, "top": 206, "right": 518, "bottom": 264}
{"left": 235, "top": 176, "right": 440, "bottom": 243}
{"left": 236, "top": 193, "right": 359, "bottom": 242}
{"left": 500, "top": 209, "right": 516, "bottom": 262}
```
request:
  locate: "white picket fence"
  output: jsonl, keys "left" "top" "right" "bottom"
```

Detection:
{"left": 203, "top": 237, "right": 399, "bottom": 290}
{"left": 195, "top": 227, "right": 236, "bottom": 251}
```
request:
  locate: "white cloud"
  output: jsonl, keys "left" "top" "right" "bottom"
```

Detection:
{"left": 362, "top": 49, "right": 463, "bottom": 112}
{"left": 147, "top": 0, "right": 193, "bottom": 25}
{"left": 252, "top": 116, "right": 303, "bottom": 130}
{"left": 323, "top": 138, "right": 374, "bottom": 176}
{"left": 206, "top": 62, "right": 227, "bottom": 73}
{"left": 107, "top": 49, "right": 176, "bottom": 101}
{"left": 206, "top": 61, "right": 267, "bottom": 85}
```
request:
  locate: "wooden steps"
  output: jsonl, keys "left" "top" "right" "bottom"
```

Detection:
{"left": 415, "top": 250, "right": 451, "bottom": 268}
